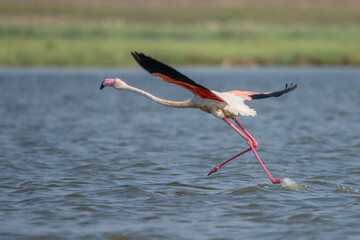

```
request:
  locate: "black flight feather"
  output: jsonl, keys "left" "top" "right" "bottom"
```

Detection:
{"left": 131, "top": 51, "right": 211, "bottom": 92}
{"left": 250, "top": 83, "right": 298, "bottom": 100}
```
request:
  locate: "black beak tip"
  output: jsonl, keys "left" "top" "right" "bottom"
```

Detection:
{"left": 100, "top": 83, "right": 104, "bottom": 90}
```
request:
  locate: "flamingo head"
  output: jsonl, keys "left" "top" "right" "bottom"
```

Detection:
{"left": 100, "top": 78, "right": 128, "bottom": 90}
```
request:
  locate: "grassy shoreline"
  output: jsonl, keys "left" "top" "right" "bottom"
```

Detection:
{"left": 1, "top": 0, "right": 360, "bottom": 66}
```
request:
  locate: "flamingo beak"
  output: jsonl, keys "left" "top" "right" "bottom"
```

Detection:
{"left": 100, "top": 83, "right": 105, "bottom": 90}
{"left": 100, "top": 78, "right": 115, "bottom": 90}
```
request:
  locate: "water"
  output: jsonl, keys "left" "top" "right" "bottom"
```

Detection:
{"left": 1, "top": 67, "right": 359, "bottom": 240}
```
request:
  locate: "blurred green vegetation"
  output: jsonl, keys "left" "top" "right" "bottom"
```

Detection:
{"left": 1, "top": 0, "right": 360, "bottom": 66}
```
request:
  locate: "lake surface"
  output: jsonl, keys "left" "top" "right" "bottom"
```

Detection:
{"left": 0, "top": 67, "right": 359, "bottom": 240}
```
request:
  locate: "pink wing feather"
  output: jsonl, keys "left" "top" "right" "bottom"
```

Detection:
{"left": 131, "top": 52, "right": 226, "bottom": 103}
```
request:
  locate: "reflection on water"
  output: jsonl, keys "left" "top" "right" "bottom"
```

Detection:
{"left": 0, "top": 67, "right": 360, "bottom": 239}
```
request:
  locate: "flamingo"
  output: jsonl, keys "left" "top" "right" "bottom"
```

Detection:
{"left": 100, "top": 52, "right": 297, "bottom": 184}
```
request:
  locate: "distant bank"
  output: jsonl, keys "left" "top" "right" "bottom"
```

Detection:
{"left": 1, "top": 0, "right": 359, "bottom": 66}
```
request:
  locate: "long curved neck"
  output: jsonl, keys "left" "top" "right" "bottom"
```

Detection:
{"left": 123, "top": 85, "right": 194, "bottom": 108}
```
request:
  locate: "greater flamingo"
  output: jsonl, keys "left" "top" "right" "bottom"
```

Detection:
{"left": 100, "top": 52, "right": 297, "bottom": 184}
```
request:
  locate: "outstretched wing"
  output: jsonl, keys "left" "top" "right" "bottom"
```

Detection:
{"left": 131, "top": 52, "right": 225, "bottom": 102}
{"left": 226, "top": 83, "right": 297, "bottom": 100}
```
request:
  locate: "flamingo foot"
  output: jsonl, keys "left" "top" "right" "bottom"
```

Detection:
{"left": 271, "top": 178, "right": 283, "bottom": 184}
{"left": 207, "top": 166, "right": 219, "bottom": 176}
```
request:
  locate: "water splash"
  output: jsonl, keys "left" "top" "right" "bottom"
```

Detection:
{"left": 281, "top": 177, "right": 305, "bottom": 190}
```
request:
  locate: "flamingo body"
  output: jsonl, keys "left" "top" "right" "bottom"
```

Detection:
{"left": 100, "top": 52, "right": 297, "bottom": 184}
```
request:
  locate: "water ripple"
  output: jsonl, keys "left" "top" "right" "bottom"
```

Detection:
{"left": 1, "top": 68, "right": 360, "bottom": 239}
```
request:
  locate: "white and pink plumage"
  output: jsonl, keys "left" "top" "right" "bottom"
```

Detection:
{"left": 100, "top": 52, "right": 297, "bottom": 184}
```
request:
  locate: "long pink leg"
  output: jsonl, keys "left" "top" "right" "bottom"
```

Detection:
{"left": 221, "top": 117, "right": 282, "bottom": 184}
{"left": 207, "top": 118, "right": 257, "bottom": 176}
{"left": 207, "top": 147, "right": 252, "bottom": 176}
{"left": 232, "top": 118, "right": 258, "bottom": 148}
